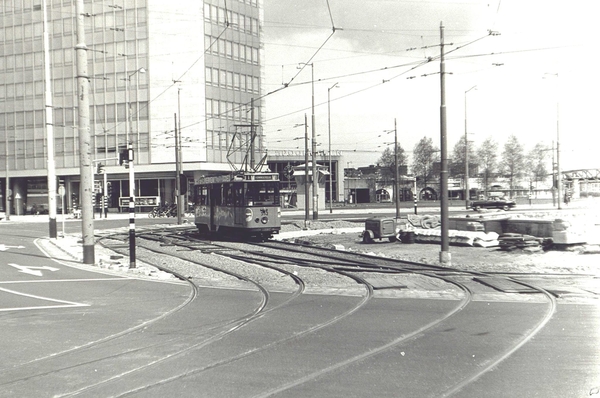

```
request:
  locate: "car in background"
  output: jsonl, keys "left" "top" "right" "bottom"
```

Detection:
{"left": 470, "top": 197, "right": 516, "bottom": 211}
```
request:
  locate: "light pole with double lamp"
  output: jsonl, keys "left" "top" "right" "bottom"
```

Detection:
{"left": 464, "top": 85, "right": 477, "bottom": 209}
{"left": 327, "top": 82, "right": 338, "bottom": 213}
{"left": 124, "top": 67, "right": 145, "bottom": 269}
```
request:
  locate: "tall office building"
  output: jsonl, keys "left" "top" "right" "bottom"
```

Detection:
{"left": 0, "top": 0, "right": 264, "bottom": 215}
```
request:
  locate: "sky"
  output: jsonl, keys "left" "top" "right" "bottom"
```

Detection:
{"left": 261, "top": 0, "right": 599, "bottom": 171}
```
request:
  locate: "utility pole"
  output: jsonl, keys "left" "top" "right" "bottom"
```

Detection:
{"left": 552, "top": 141, "right": 556, "bottom": 206}
{"left": 439, "top": 22, "right": 451, "bottom": 266}
{"left": 42, "top": 0, "right": 57, "bottom": 239}
{"left": 174, "top": 113, "right": 182, "bottom": 225}
{"left": 75, "top": 0, "right": 94, "bottom": 264}
{"left": 555, "top": 85, "right": 562, "bottom": 210}
{"left": 178, "top": 90, "right": 184, "bottom": 220}
{"left": 4, "top": 127, "right": 9, "bottom": 221}
{"left": 327, "top": 83, "right": 338, "bottom": 213}
{"left": 310, "top": 64, "right": 318, "bottom": 220}
{"left": 544, "top": 73, "right": 561, "bottom": 209}
{"left": 304, "top": 114, "right": 309, "bottom": 225}
{"left": 127, "top": 142, "right": 136, "bottom": 269}
{"left": 250, "top": 98, "right": 255, "bottom": 170}
{"left": 464, "top": 85, "right": 476, "bottom": 210}
{"left": 394, "top": 119, "right": 400, "bottom": 220}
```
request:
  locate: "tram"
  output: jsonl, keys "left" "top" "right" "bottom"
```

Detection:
{"left": 193, "top": 172, "right": 281, "bottom": 240}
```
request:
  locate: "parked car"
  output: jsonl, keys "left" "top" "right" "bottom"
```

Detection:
{"left": 470, "top": 197, "right": 516, "bottom": 211}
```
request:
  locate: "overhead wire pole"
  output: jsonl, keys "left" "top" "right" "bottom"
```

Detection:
{"left": 310, "top": 63, "right": 318, "bottom": 221}
{"left": 439, "top": 22, "right": 451, "bottom": 266}
{"left": 554, "top": 75, "right": 562, "bottom": 210}
{"left": 304, "top": 114, "right": 309, "bottom": 225}
{"left": 42, "top": 0, "right": 57, "bottom": 239}
{"left": 178, "top": 89, "right": 184, "bottom": 221}
{"left": 464, "top": 85, "right": 477, "bottom": 210}
{"left": 127, "top": 142, "right": 136, "bottom": 268}
{"left": 4, "top": 125, "right": 9, "bottom": 221}
{"left": 327, "top": 83, "right": 338, "bottom": 213}
{"left": 174, "top": 113, "right": 181, "bottom": 225}
{"left": 75, "top": 0, "right": 94, "bottom": 263}
{"left": 394, "top": 119, "right": 400, "bottom": 220}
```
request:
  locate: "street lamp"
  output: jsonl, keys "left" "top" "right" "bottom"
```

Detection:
{"left": 4, "top": 128, "right": 9, "bottom": 221}
{"left": 543, "top": 73, "right": 560, "bottom": 209}
{"left": 298, "top": 62, "right": 317, "bottom": 220}
{"left": 124, "top": 66, "right": 145, "bottom": 269}
{"left": 464, "top": 85, "right": 477, "bottom": 210}
{"left": 327, "top": 82, "right": 338, "bottom": 213}
{"left": 125, "top": 67, "right": 146, "bottom": 146}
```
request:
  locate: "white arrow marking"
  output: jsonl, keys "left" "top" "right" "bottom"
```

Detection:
{"left": 0, "top": 244, "right": 26, "bottom": 251}
{"left": 8, "top": 264, "right": 59, "bottom": 277}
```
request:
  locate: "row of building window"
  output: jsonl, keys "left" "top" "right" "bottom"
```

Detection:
{"left": 0, "top": 41, "right": 146, "bottom": 72}
{"left": 0, "top": 75, "right": 146, "bottom": 100}
{"left": 206, "top": 130, "right": 255, "bottom": 149}
{"left": 205, "top": 35, "right": 259, "bottom": 65}
{"left": 1, "top": 0, "right": 148, "bottom": 14}
{"left": 206, "top": 100, "right": 259, "bottom": 122}
{"left": 2, "top": 7, "right": 147, "bottom": 38}
{"left": 0, "top": 102, "right": 148, "bottom": 129}
{"left": 204, "top": 3, "right": 259, "bottom": 36}
{"left": 205, "top": 67, "right": 259, "bottom": 93}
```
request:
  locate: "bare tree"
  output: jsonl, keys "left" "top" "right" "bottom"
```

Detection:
{"left": 412, "top": 137, "right": 439, "bottom": 193}
{"left": 500, "top": 134, "right": 525, "bottom": 198}
{"left": 377, "top": 144, "right": 408, "bottom": 185}
{"left": 525, "top": 142, "right": 550, "bottom": 192}
{"left": 451, "top": 135, "right": 477, "bottom": 177}
{"left": 476, "top": 136, "right": 498, "bottom": 197}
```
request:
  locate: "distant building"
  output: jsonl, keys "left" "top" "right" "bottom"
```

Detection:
{"left": 0, "top": 0, "right": 264, "bottom": 214}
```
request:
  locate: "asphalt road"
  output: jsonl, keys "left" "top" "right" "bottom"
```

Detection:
{"left": 0, "top": 214, "right": 599, "bottom": 397}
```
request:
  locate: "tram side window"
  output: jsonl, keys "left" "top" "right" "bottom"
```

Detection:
{"left": 234, "top": 183, "right": 244, "bottom": 206}
{"left": 224, "top": 183, "right": 235, "bottom": 206}
{"left": 196, "top": 186, "right": 209, "bottom": 205}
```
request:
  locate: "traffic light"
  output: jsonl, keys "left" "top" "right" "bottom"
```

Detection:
{"left": 107, "top": 182, "right": 113, "bottom": 197}
{"left": 179, "top": 174, "right": 188, "bottom": 195}
{"left": 97, "top": 163, "right": 105, "bottom": 174}
{"left": 119, "top": 149, "right": 129, "bottom": 168}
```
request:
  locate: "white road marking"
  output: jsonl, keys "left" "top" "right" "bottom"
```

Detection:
{"left": 0, "top": 244, "right": 26, "bottom": 251}
{"left": 8, "top": 263, "right": 59, "bottom": 277}
{"left": 0, "top": 286, "right": 89, "bottom": 312}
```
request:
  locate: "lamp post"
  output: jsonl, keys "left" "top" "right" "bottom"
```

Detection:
{"left": 464, "top": 85, "right": 477, "bottom": 210}
{"left": 439, "top": 22, "right": 450, "bottom": 265}
{"left": 299, "top": 63, "right": 317, "bottom": 219}
{"left": 4, "top": 128, "right": 9, "bottom": 221}
{"left": 125, "top": 67, "right": 146, "bottom": 146}
{"left": 544, "top": 73, "right": 561, "bottom": 209}
{"left": 327, "top": 82, "right": 338, "bottom": 213}
{"left": 41, "top": 0, "right": 58, "bottom": 238}
{"left": 124, "top": 67, "right": 145, "bottom": 269}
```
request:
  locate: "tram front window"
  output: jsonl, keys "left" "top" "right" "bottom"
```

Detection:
{"left": 245, "top": 182, "right": 279, "bottom": 206}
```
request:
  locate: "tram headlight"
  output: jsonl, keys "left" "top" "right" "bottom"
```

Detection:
{"left": 245, "top": 208, "right": 253, "bottom": 222}
{"left": 261, "top": 216, "right": 269, "bottom": 224}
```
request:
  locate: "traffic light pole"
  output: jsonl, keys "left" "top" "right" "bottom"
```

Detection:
{"left": 103, "top": 172, "right": 108, "bottom": 218}
{"left": 92, "top": 156, "right": 118, "bottom": 219}
{"left": 127, "top": 143, "right": 136, "bottom": 269}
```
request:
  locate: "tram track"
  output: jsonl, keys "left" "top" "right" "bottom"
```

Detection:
{"left": 9, "top": 228, "right": 373, "bottom": 397}
{"left": 81, "top": 229, "right": 479, "bottom": 396}
{"left": 6, "top": 226, "right": 563, "bottom": 397}
{"left": 133, "top": 230, "right": 559, "bottom": 398}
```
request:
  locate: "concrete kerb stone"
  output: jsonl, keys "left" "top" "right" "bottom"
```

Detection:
{"left": 40, "top": 235, "right": 177, "bottom": 281}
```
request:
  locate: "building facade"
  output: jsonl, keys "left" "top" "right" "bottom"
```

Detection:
{"left": 0, "top": 0, "right": 264, "bottom": 214}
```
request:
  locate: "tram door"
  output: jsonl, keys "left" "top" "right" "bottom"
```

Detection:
{"left": 209, "top": 184, "right": 219, "bottom": 231}
{"left": 234, "top": 183, "right": 245, "bottom": 226}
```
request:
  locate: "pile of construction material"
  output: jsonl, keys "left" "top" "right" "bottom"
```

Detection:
{"left": 409, "top": 228, "right": 499, "bottom": 247}
{"left": 498, "top": 233, "right": 552, "bottom": 251}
